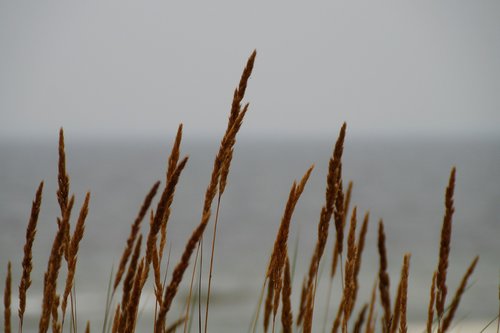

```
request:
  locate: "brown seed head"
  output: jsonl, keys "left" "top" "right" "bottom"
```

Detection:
{"left": 114, "top": 181, "right": 160, "bottom": 291}
{"left": 378, "top": 220, "right": 391, "bottom": 333}
{"left": 440, "top": 256, "right": 478, "bottom": 333}
{"left": 426, "top": 272, "right": 437, "bottom": 333}
{"left": 436, "top": 167, "right": 456, "bottom": 319}
{"left": 62, "top": 192, "right": 90, "bottom": 318}
{"left": 19, "top": 181, "right": 44, "bottom": 325}
{"left": 4, "top": 261, "right": 12, "bottom": 333}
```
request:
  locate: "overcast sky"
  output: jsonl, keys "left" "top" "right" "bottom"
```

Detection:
{"left": 1, "top": 1, "right": 499, "bottom": 140}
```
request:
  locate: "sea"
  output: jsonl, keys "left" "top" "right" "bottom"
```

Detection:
{"left": 0, "top": 136, "right": 499, "bottom": 332}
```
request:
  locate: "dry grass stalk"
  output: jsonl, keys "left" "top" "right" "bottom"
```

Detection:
{"left": 398, "top": 254, "right": 410, "bottom": 333}
{"left": 439, "top": 256, "right": 478, "bottom": 333}
{"left": 112, "top": 306, "right": 120, "bottom": 333}
{"left": 354, "top": 212, "right": 369, "bottom": 280}
{"left": 426, "top": 272, "right": 437, "bottom": 333}
{"left": 331, "top": 179, "right": 352, "bottom": 279}
{"left": 114, "top": 181, "right": 160, "bottom": 291}
{"left": 18, "top": 181, "right": 44, "bottom": 330}
{"left": 145, "top": 154, "right": 188, "bottom": 279}
{"left": 297, "top": 278, "right": 307, "bottom": 326}
{"left": 343, "top": 181, "right": 353, "bottom": 226}
{"left": 181, "top": 240, "right": 201, "bottom": 333}
{"left": 390, "top": 266, "right": 402, "bottom": 333}
{"left": 39, "top": 195, "right": 74, "bottom": 333}
{"left": 377, "top": 220, "right": 391, "bottom": 333}
{"left": 303, "top": 286, "right": 314, "bottom": 333}
{"left": 281, "top": 256, "right": 293, "bottom": 333}
{"left": 219, "top": 49, "right": 256, "bottom": 195}
{"left": 324, "top": 181, "right": 353, "bottom": 333}
{"left": 124, "top": 259, "right": 145, "bottom": 333}
{"left": 342, "top": 207, "right": 358, "bottom": 333}
{"left": 390, "top": 265, "right": 403, "bottom": 333}
{"left": 62, "top": 192, "right": 90, "bottom": 320}
{"left": 51, "top": 294, "right": 61, "bottom": 333}
{"left": 298, "top": 123, "right": 346, "bottom": 327}
{"left": 57, "top": 128, "right": 72, "bottom": 263}
{"left": 152, "top": 242, "right": 163, "bottom": 304}
{"left": 155, "top": 58, "right": 253, "bottom": 330}
{"left": 160, "top": 124, "right": 184, "bottom": 262}
{"left": 331, "top": 298, "right": 345, "bottom": 333}
{"left": 264, "top": 275, "right": 274, "bottom": 332}
{"left": 436, "top": 167, "right": 456, "bottom": 319}
{"left": 4, "top": 261, "right": 11, "bottom": 333}
{"left": 155, "top": 212, "right": 208, "bottom": 332}
{"left": 57, "top": 128, "right": 70, "bottom": 218}
{"left": 118, "top": 235, "right": 143, "bottom": 333}
{"left": 353, "top": 304, "right": 368, "bottom": 333}
{"left": 331, "top": 180, "right": 345, "bottom": 282}
{"left": 204, "top": 84, "right": 253, "bottom": 329}
{"left": 205, "top": 89, "right": 252, "bottom": 328}
{"left": 205, "top": 50, "right": 257, "bottom": 333}
{"left": 352, "top": 211, "right": 369, "bottom": 308}
{"left": 365, "top": 279, "right": 378, "bottom": 333}
{"left": 166, "top": 317, "right": 186, "bottom": 333}
{"left": 265, "top": 166, "right": 313, "bottom": 329}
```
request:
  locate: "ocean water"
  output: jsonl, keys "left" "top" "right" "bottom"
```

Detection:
{"left": 0, "top": 136, "right": 499, "bottom": 332}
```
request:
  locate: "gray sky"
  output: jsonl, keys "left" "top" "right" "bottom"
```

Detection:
{"left": 1, "top": 1, "right": 499, "bottom": 140}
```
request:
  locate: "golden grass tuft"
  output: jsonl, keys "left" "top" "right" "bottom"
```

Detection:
{"left": 0, "top": 51, "right": 485, "bottom": 333}
{"left": 155, "top": 51, "right": 255, "bottom": 333}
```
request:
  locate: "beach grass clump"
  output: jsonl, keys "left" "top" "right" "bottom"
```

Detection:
{"left": 1, "top": 51, "right": 483, "bottom": 333}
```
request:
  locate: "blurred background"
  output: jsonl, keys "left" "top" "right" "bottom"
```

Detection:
{"left": 1, "top": 1, "right": 499, "bottom": 332}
